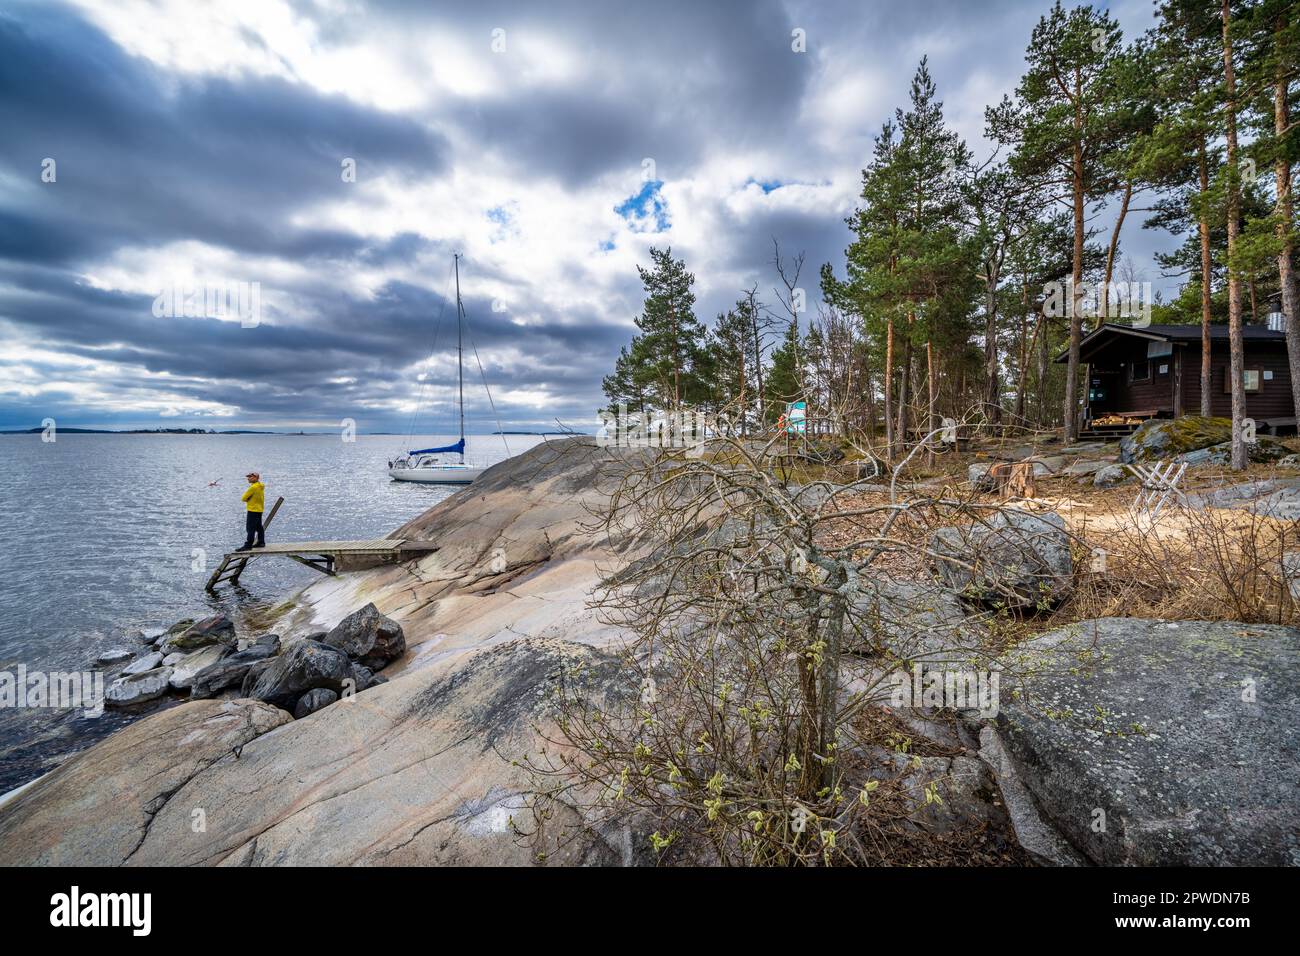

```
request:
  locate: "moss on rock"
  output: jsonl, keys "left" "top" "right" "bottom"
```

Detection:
{"left": 1121, "top": 416, "right": 1232, "bottom": 463}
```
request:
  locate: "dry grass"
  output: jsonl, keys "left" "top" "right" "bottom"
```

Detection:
{"left": 820, "top": 446, "right": 1300, "bottom": 630}
{"left": 1060, "top": 502, "right": 1298, "bottom": 625}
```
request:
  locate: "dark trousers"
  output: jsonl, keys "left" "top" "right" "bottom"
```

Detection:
{"left": 243, "top": 511, "right": 265, "bottom": 548}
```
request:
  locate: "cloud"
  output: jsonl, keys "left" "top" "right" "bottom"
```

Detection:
{"left": 0, "top": 0, "right": 1175, "bottom": 431}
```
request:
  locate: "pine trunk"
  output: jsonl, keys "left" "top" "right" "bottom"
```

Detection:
{"left": 927, "top": 340, "right": 937, "bottom": 466}
{"left": 1222, "top": 0, "right": 1246, "bottom": 471}
{"left": 1198, "top": 143, "right": 1214, "bottom": 417}
{"left": 1102, "top": 180, "right": 1133, "bottom": 319}
{"left": 984, "top": 263, "right": 1001, "bottom": 423}
{"left": 884, "top": 315, "right": 895, "bottom": 456}
{"left": 1065, "top": 106, "right": 1085, "bottom": 442}
{"left": 1274, "top": 24, "right": 1300, "bottom": 424}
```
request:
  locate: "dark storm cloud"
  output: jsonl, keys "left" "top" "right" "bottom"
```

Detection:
{"left": 0, "top": 8, "right": 447, "bottom": 264}
{"left": 428, "top": 0, "right": 810, "bottom": 188}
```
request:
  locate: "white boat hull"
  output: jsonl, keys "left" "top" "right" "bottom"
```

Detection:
{"left": 388, "top": 465, "right": 483, "bottom": 484}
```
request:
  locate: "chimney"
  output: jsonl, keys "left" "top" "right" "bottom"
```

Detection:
{"left": 1265, "top": 291, "right": 1285, "bottom": 331}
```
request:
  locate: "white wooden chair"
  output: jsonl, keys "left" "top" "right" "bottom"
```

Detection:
{"left": 1129, "top": 460, "right": 1188, "bottom": 520}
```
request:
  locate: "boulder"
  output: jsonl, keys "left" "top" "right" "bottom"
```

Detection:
{"left": 930, "top": 510, "right": 1073, "bottom": 609}
{"left": 1120, "top": 416, "right": 1231, "bottom": 464}
{"left": 293, "top": 688, "right": 338, "bottom": 719}
{"left": 967, "top": 462, "right": 997, "bottom": 491}
{"left": 846, "top": 576, "right": 985, "bottom": 666}
{"left": 104, "top": 667, "right": 174, "bottom": 707}
{"left": 190, "top": 635, "right": 282, "bottom": 700}
{"left": 978, "top": 725, "right": 1087, "bottom": 866}
{"left": 1187, "top": 477, "right": 1300, "bottom": 519}
{"left": 0, "top": 700, "right": 290, "bottom": 865}
{"left": 245, "top": 640, "right": 356, "bottom": 711}
{"left": 1061, "top": 459, "right": 1110, "bottom": 477}
{"left": 137, "top": 626, "right": 167, "bottom": 646}
{"left": 1025, "top": 455, "right": 1067, "bottom": 475}
{"left": 94, "top": 647, "right": 134, "bottom": 665}
{"left": 862, "top": 750, "right": 1006, "bottom": 835}
{"left": 167, "top": 645, "right": 230, "bottom": 691}
{"left": 1278, "top": 453, "right": 1300, "bottom": 468}
{"left": 1092, "top": 464, "right": 1130, "bottom": 488}
{"left": 160, "top": 615, "right": 237, "bottom": 655}
{"left": 1173, "top": 437, "right": 1288, "bottom": 466}
{"left": 993, "top": 618, "right": 1300, "bottom": 866}
{"left": 121, "top": 651, "right": 163, "bottom": 676}
{"left": 323, "top": 603, "right": 406, "bottom": 670}
{"left": 239, "top": 658, "right": 276, "bottom": 698}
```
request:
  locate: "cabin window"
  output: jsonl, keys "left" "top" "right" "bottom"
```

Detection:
{"left": 1128, "top": 360, "right": 1150, "bottom": 383}
{"left": 1223, "top": 369, "right": 1262, "bottom": 393}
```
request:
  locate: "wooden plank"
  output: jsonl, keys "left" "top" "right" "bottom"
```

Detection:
{"left": 204, "top": 554, "right": 234, "bottom": 592}
{"left": 286, "top": 553, "right": 336, "bottom": 577}
{"left": 221, "top": 539, "right": 439, "bottom": 555}
{"left": 205, "top": 533, "right": 438, "bottom": 591}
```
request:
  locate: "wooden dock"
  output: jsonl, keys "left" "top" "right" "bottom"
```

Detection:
{"left": 205, "top": 538, "right": 439, "bottom": 591}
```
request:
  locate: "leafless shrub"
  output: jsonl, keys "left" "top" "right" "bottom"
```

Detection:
{"left": 517, "top": 403, "right": 1032, "bottom": 865}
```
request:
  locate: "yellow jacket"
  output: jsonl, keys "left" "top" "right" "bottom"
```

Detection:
{"left": 242, "top": 481, "right": 265, "bottom": 513}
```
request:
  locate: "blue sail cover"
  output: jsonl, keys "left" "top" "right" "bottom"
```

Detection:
{"left": 408, "top": 438, "right": 465, "bottom": 456}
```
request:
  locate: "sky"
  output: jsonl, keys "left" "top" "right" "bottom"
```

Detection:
{"left": 0, "top": 0, "right": 1171, "bottom": 433}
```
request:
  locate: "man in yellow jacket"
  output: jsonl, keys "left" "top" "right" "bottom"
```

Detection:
{"left": 238, "top": 471, "right": 266, "bottom": 551}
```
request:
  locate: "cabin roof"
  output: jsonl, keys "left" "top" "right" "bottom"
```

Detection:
{"left": 1053, "top": 322, "right": 1287, "bottom": 364}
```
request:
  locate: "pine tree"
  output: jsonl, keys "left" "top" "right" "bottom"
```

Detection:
{"left": 988, "top": 2, "right": 1134, "bottom": 441}
{"left": 1138, "top": 0, "right": 1228, "bottom": 414}
{"left": 890, "top": 58, "right": 976, "bottom": 446}
{"left": 601, "top": 248, "right": 705, "bottom": 415}
{"left": 845, "top": 119, "right": 909, "bottom": 453}
{"left": 708, "top": 302, "right": 761, "bottom": 423}
{"left": 765, "top": 319, "right": 805, "bottom": 421}
{"left": 1220, "top": 0, "right": 1248, "bottom": 470}
{"left": 1239, "top": 0, "right": 1300, "bottom": 429}
{"left": 601, "top": 343, "right": 646, "bottom": 414}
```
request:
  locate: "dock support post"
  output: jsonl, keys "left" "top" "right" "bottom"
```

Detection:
{"left": 204, "top": 496, "right": 284, "bottom": 591}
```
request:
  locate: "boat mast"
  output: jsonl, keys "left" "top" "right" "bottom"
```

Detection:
{"left": 454, "top": 253, "right": 465, "bottom": 461}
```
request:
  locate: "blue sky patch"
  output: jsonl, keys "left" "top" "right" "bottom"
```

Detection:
{"left": 614, "top": 180, "right": 669, "bottom": 233}
{"left": 486, "top": 203, "right": 519, "bottom": 242}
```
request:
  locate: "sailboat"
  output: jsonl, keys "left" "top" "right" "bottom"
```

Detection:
{"left": 387, "top": 254, "right": 496, "bottom": 484}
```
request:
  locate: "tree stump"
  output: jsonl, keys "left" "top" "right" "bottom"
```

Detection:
{"left": 989, "top": 461, "right": 1036, "bottom": 499}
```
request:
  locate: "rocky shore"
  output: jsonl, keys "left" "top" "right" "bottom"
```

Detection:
{"left": 1, "top": 436, "right": 1296, "bottom": 866}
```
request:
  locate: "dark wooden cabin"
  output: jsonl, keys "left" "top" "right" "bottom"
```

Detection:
{"left": 1055, "top": 323, "right": 1296, "bottom": 434}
